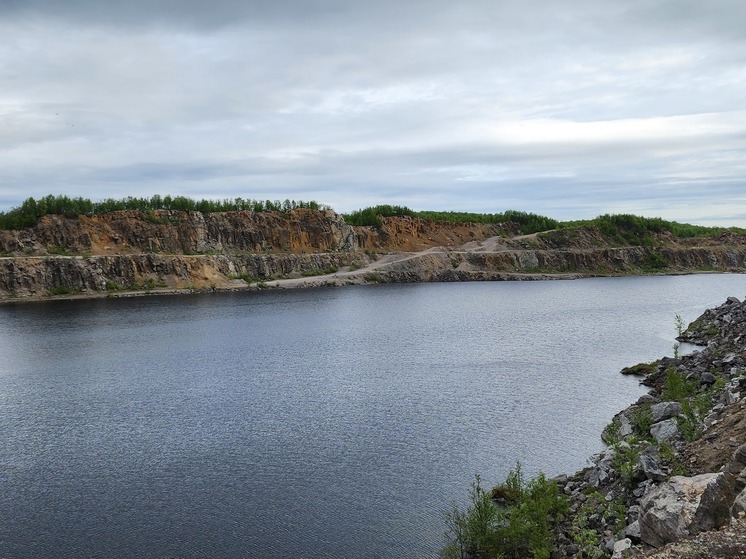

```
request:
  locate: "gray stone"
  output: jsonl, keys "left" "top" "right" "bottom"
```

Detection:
{"left": 732, "top": 487, "right": 746, "bottom": 517}
{"left": 611, "top": 538, "right": 632, "bottom": 559}
{"left": 633, "top": 480, "right": 654, "bottom": 499}
{"left": 650, "top": 419, "right": 680, "bottom": 443}
{"left": 623, "top": 520, "right": 641, "bottom": 542}
{"left": 639, "top": 473, "right": 732, "bottom": 547}
{"left": 700, "top": 372, "right": 717, "bottom": 386}
{"left": 638, "top": 453, "right": 667, "bottom": 481}
{"left": 651, "top": 401, "right": 682, "bottom": 423}
{"left": 553, "top": 474, "right": 568, "bottom": 485}
{"left": 636, "top": 393, "right": 657, "bottom": 405}
{"left": 619, "top": 415, "right": 634, "bottom": 437}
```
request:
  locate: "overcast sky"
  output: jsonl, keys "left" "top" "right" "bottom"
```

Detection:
{"left": 1, "top": 0, "right": 745, "bottom": 225}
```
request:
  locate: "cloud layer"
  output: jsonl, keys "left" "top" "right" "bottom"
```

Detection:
{"left": 1, "top": 0, "right": 745, "bottom": 225}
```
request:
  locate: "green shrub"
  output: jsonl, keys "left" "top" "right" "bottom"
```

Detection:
{"left": 105, "top": 280, "right": 124, "bottom": 291}
{"left": 443, "top": 475, "right": 501, "bottom": 559}
{"left": 661, "top": 367, "right": 696, "bottom": 402}
{"left": 611, "top": 442, "right": 643, "bottom": 489}
{"left": 443, "top": 464, "right": 568, "bottom": 559}
{"left": 601, "top": 418, "right": 622, "bottom": 446}
{"left": 631, "top": 405, "right": 653, "bottom": 439}
{"left": 301, "top": 266, "right": 338, "bottom": 277}
{"left": 228, "top": 273, "right": 256, "bottom": 284}
{"left": 642, "top": 252, "right": 669, "bottom": 272}
{"left": 571, "top": 490, "right": 625, "bottom": 557}
{"left": 47, "top": 286, "right": 72, "bottom": 296}
{"left": 676, "top": 400, "right": 702, "bottom": 442}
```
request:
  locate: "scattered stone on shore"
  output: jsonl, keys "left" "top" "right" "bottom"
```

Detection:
{"left": 550, "top": 295, "right": 746, "bottom": 559}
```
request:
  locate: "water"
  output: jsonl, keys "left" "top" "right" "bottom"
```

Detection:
{"left": 0, "top": 274, "right": 743, "bottom": 558}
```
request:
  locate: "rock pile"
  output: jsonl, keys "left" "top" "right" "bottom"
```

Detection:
{"left": 550, "top": 295, "right": 746, "bottom": 558}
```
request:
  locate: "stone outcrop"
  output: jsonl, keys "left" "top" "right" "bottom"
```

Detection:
{"left": 0, "top": 209, "right": 358, "bottom": 256}
{"left": 0, "top": 253, "right": 370, "bottom": 298}
{"left": 639, "top": 473, "right": 732, "bottom": 547}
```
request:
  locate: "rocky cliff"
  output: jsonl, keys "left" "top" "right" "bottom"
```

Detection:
{"left": 0, "top": 208, "right": 358, "bottom": 255}
{"left": 1, "top": 210, "right": 745, "bottom": 301}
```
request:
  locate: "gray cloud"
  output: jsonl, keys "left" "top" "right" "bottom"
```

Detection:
{"left": 1, "top": 0, "right": 745, "bottom": 225}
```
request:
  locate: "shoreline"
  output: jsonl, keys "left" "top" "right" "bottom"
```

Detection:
{"left": 0, "top": 267, "right": 737, "bottom": 306}
{"left": 550, "top": 295, "right": 746, "bottom": 558}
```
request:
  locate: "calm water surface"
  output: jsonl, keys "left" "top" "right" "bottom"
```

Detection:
{"left": 0, "top": 275, "right": 744, "bottom": 558}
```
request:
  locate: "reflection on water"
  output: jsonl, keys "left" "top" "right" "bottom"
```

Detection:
{"left": 0, "top": 274, "right": 743, "bottom": 558}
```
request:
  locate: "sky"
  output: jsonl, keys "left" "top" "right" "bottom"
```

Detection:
{"left": 1, "top": 0, "right": 745, "bottom": 225}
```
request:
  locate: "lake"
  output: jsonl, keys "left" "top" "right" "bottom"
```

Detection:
{"left": 0, "top": 274, "right": 744, "bottom": 558}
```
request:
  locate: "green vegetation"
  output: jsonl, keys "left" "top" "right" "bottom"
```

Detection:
{"left": 601, "top": 418, "right": 622, "bottom": 446}
{"left": 344, "top": 206, "right": 746, "bottom": 244}
{"left": 105, "top": 280, "right": 125, "bottom": 291}
{"left": 443, "top": 465, "right": 568, "bottom": 559}
{"left": 229, "top": 273, "right": 256, "bottom": 284}
{"left": 0, "top": 194, "right": 330, "bottom": 230}
{"left": 342, "top": 205, "right": 559, "bottom": 233}
{"left": 571, "top": 491, "right": 625, "bottom": 558}
{"left": 631, "top": 405, "right": 653, "bottom": 438}
{"left": 46, "top": 245, "right": 69, "bottom": 256}
{"left": 300, "top": 266, "right": 338, "bottom": 277}
{"left": 642, "top": 252, "right": 670, "bottom": 272}
{"left": 561, "top": 213, "right": 732, "bottom": 244}
{"left": 661, "top": 367, "right": 697, "bottom": 402}
{"left": 673, "top": 313, "right": 685, "bottom": 358}
{"left": 46, "top": 286, "right": 73, "bottom": 296}
{"left": 4, "top": 195, "right": 745, "bottom": 259}
{"left": 658, "top": 443, "right": 687, "bottom": 476}
{"left": 342, "top": 204, "right": 416, "bottom": 227}
{"left": 611, "top": 439, "right": 644, "bottom": 489}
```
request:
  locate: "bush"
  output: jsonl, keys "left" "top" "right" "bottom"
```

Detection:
{"left": 661, "top": 367, "right": 696, "bottom": 402}
{"left": 443, "top": 464, "right": 568, "bottom": 559}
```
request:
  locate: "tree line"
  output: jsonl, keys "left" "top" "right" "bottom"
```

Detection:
{"left": 0, "top": 194, "right": 330, "bottom": 230}
{"left": 342, "top": 205, "right": 560, "bottom": 234}
{"left": 343, "top": 205, "right": 739, "bottom": 238}
{"left": 1, "top": 195, "right": 740, "bottom": 238}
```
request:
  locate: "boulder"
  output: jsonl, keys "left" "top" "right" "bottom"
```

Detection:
{"left": 650, "top": 401, "right": 682, "bottom": 423}
{"left": 650, "top": 419, "right": 680, "bottom": 443}
{"left": 733, "top": 487, "right": 746, "bottom": 517}
{"left": 611, "top": 538, "right": 632, "bottom": 559}
{"left": 638, "top": 452, "right": 666, "bottom": 482}
{"left": 699, "top": 372, "right": 717, "bottom": 386}
{"left": 639, "top": 473, "right": 733, "bottom": 547}
{"left": 623, "top": 520, "right": 641, "bottom": 542}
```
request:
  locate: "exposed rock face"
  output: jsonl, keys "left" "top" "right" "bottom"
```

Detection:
{"left": 639, "top": 473, "right": 731, "bottom": 547}
{"left": 0, "top": 253, "right": 369, "bottom": 298}
{"left": 0, "top": 209, "right": 358, "bottom": 256}
{"left": 1, "top": 211, "right": 746, "bottom": 300}
{"left": 354, "top": 215, "right": 502, "bottom": 252}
